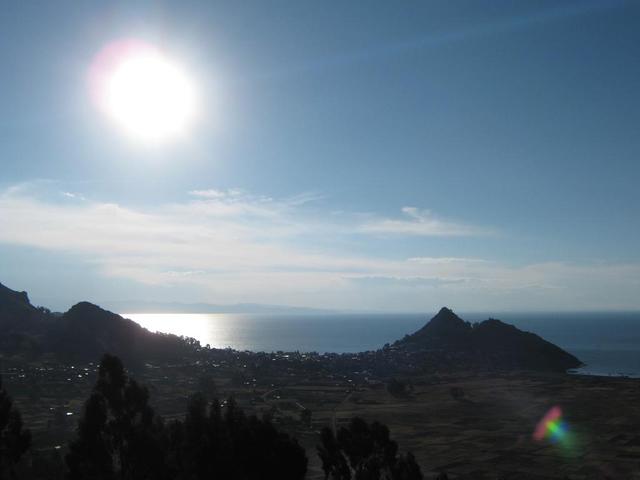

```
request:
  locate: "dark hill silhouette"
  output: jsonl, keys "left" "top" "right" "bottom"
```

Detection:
{"left": 396, "top": 307, "right": 582, "bottom": 372}
{"left": 405, "top": 307, "right": 471, "bottom": 348}
{"left": 50, "top": 301, "right": 197, "bottom": 365}
{"left": 1, "top": 282, "right": 581, "bottom": 372}
{"left": 0, "top": 282, "right": 49, "bottom": 357}
{"left": 0, "top": 282, "right": 44, "bottom": 327}
{"left": 0, "top": 282, "right": 197, "bottom": 365}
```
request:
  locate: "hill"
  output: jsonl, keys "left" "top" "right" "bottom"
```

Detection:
{"left": 395, "top": 307, "right": 582, "bottom": 372}
{"left": 49, "top": 301, "right": 197, "bottom": 365}
{"left": 0, "top": 282, "right": 45, "bottom": 327}
{"left": 0, "top": 282, "right": 50, "bottom": 356}
{"left": 0, "top": 282, "right": 197, "bottom": 365}
{"left": 1, "top": 282, "right": 582, "bottom": 372}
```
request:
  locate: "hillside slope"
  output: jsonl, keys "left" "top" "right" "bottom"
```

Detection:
{"left": 395, "top": 307, "right": 582, "bottom": 372}
{"left": 0, "top": 282, "right": 196, "bottom": 364}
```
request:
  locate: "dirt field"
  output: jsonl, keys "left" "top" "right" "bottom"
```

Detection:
{"left": 7, "top": 366, "right": 640, "bottom": 479}
{"left": 277, "top": 372, "right": 640, "bottom": 479}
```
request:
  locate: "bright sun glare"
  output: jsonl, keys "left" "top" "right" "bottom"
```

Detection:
{"left": 90, "top": 39, "right": 198, "bottom": 144}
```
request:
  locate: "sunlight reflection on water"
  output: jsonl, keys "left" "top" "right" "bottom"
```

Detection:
{"left": 122, "top": 312, "right": 426, "bottom": 353}
{"left": 125, "top": 313, "right": 238, "bottom": 349}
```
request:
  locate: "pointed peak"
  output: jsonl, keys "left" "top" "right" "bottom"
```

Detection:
{"left": 400, "top": 307, "right": 470, "bottom": 343}
{"left": 430, "top": 307, "right": 464, "bottom": 325}
{"left": 435, "top": 306, "right": 456, "bottom": 317}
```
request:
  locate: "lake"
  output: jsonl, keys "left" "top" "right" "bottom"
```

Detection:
{"left": 124, "top": 311, "right": 640, "bottom": 377}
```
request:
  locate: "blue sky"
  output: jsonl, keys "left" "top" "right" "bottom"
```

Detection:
{"left": 1, "top": 0, "right": 639, "bottom": 312}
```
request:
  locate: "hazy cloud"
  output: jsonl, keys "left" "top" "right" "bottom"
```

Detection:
{"left": 347, "top": 276, "right": 467, "bottom": 287}
{"left": 61, "top": 191, "right": 86, "bottom": 201}
{"left": 188, "top": 189, "right": 227, "bottom": 198}
{"left": 359, "top": 207, "right": 491, "bottom": 237}
{"left": 1, "top": 184, "right": 639, "bottom": 311}
{"left": 408, "top": 257, "right": 488, "bottom": 265}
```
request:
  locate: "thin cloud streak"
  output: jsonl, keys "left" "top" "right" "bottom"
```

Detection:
{"left": 359, "top": 207, "right": 491, "bottom": 237}
{"left": 252, "top": 0, "right": 624, "bottom": 81}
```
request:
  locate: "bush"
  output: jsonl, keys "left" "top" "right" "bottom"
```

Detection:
{"left": 386, "top": 378, "right": 407, "bottom": 397}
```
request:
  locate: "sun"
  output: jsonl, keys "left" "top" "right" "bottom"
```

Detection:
{"left": 89, "top": 39, "right": 198, "bottom": 144}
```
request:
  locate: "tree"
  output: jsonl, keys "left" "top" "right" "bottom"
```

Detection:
{"left": 394, "top": 453, "right": 423, "bottom": 480}
{"left": 169, "top": 395, "right": 308, "bottom": 479}
{"left": 0, "top": 375, "right": 31, "bottom": 479}
{"left": 318, "top": 417, "right": 422, "bottom": 480}
{"left": 318, "top": 427, "right": 351, "bottom": 480}
{"left": 66, "top": 354, "right": 307, "bottom": 480}
{"left": 65, "top": 393, "right": 113, "bottom": 480}
{"left": 66, "top": 354, "right": 168, "bottom": 480}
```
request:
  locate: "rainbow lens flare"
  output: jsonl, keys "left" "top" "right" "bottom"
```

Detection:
{"left": 532, "top": 405, "right": 578, "bottom": 456}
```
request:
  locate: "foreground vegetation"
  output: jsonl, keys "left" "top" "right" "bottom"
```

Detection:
{"left": 6, "top": 356, "right": 640, "bottom": 479}
{"left": 1, "top": 354, "right": 424, "bottom": 480}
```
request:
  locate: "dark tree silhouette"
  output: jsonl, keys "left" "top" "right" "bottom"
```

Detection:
{"left": 66, "top": 354, "right": 307, "bottom": 480}
{"left": 167, "top": 394, "right": 308, "bottom": 479}
{"left": 66, "top": 354, "right": 167, "bottom": 480}
{"left": 318, "top": 427, "right": 351, "bottom": 480}
{"left": 65, "top": 393, "right": 113, "bottom": 480}
{"left": 0, "top": 375, "right": 31, "bottom": 479}
{"left": 393, "top": 453, "right": 423, "bottom": 480}
{"left": 318, "top": 417, "right": 422, "bottom": 480}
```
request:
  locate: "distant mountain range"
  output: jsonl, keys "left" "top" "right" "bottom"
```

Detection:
{"left": 100, "top": 300, "right": 337, "bottom": 314}
{"left": 1, "top": 281, "right": 582, "bottom": 372}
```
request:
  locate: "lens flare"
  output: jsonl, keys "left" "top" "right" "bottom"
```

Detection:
{"left": 89, "top": 39, "right": 198, "bottom": 144}
{"left": 533, "top": 405, "right": 578, "bottom": 456}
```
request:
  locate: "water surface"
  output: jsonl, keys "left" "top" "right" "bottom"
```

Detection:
{"left": 125, "top": 311, "right": 640, "bottom": 377}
